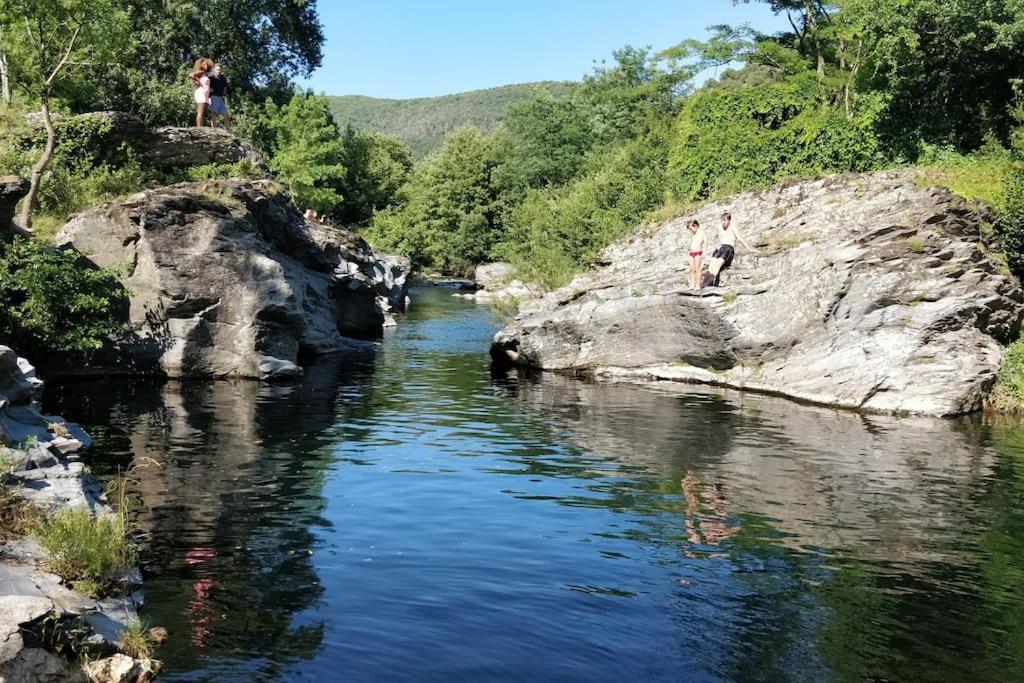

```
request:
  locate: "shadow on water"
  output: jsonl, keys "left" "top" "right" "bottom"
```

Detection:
{"left": 41, "top": 287, "right": 1024, "bottom": 682}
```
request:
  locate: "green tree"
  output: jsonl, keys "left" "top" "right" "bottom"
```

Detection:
{"left": 334, "top": 126, "right": 413, "bottom": 227}
{"left": 66, "top": 0, "right": 324, "bottom": 124}
{"left": 264, "top": 93, "right": 346, "bottom": 215}
{"left": 0, "top": 239, "right": 127, "bottom": 355}
{"left": 0, "top": 0, "right": 126, "bottom": 229}
{"left": 367, "top": 127, "right": 502, "bottom": 274}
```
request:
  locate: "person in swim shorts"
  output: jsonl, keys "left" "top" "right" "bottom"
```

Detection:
{"left": 208, "top": 64, "right": 231, "bottom": 129}
{"left": 704, "top": 211, "right": 756, "bottom": 288}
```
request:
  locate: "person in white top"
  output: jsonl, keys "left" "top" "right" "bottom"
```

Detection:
{"left": 686, "top": 218, "right": 706, "bottom": 289}
{"left": 704, "top": 212, "right": 756, "bottom": 288}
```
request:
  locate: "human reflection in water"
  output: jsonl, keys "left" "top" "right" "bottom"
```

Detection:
{"left": 681, "top": 471, "right": 738, "bottom": 556}
{"left": 184, "top": 547, "right": 219, "bottom": 647}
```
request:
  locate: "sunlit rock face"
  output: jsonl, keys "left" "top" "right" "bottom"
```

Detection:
{"left": 58, "top": 180, "right": 409, "bottom": 381}
{"left": 493, "top": 170, "right": 1024, "bottom": 416}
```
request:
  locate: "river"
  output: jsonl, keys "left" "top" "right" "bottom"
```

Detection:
{"left": 43, "top": 286, "right": 1024, "bottom": 682}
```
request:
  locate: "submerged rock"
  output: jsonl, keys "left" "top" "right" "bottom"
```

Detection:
{"left": 57, "top": 180, "right": 409, "bottom": 380}
{"left": 492, "top": 171, "right": 1024, "bottom": 416}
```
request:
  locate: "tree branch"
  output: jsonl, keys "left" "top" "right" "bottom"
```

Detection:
{"left": 46, "top": 24, "right": 81, "bottom": 88}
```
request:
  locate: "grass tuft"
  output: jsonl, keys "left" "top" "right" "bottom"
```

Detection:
{"left": 988, "top": 338, "right": 1024, "bottom": 413}
{"left": 32, "top": 506, "right": 135, "bottom": 597}
{"left": 118, "top": 620, "right": 157, "bottom": 660}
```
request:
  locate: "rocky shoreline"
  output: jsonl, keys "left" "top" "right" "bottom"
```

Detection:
{"left": 492, "top": 171, "right": 1024, "bottom": 417}
{"left": 0, "top": 347, "right": 156, "bottom": 683}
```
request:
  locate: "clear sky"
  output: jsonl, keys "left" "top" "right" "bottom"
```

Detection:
{"left": 301, "top": 1, "right": 790, "bottom": 99}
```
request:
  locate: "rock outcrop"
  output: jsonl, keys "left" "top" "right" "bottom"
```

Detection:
{"left": 57, "top": 180, "right": 409, "bottom": 380}
{"left": 0, "top": 177, "right": 29, "bottom": 240}
{"left": 29, "top": 111, "right": 268, "bottom": 175}
{"left": 0, "top": 348, "right": 152, "bottom": 683}
{"left": 492, "top": 171, "right": 1024, "bottom": 416}
{"left": 458, "top": 262, "right": 541, "bottom": 304}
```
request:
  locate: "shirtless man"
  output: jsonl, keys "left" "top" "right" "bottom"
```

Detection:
{"left": 704, "top": 212, "right": 756, "bottom": 288}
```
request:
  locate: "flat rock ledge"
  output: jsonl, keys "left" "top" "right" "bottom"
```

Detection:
{"left": 491, "top": 170, "right": 1024, "bottom": 417}
{"left": 0, "top": 348, "right": 154, "bottom": 683}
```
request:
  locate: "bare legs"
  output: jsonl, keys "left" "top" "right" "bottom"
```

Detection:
{"left": 689, "top": 254, "right": 702, "bottom": 289}
{"left": 195, "top": 102, "right": 207, "bottom": 128}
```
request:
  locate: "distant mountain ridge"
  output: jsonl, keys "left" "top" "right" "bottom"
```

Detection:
{"left": 326, "top": 82, "right": 569, "bottom": 158}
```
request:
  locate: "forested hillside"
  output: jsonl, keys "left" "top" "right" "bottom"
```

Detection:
{"left": 326, "top": 82, "right": 569, "bottom": 157}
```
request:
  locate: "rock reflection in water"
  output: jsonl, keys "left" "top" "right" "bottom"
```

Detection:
{"left": 39, "top": 287, "right": 1024, "bottom": 682}
{"left": 497, "top": 373, "right": 992, "bottom": 563}
{"left": 43, "top": 354, "right": 376, "bottom": 678}
{"left": 496, "top": 372, "right": 1022, "bottom": 681}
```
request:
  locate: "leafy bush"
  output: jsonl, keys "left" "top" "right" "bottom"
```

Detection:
{"left": 264, "top": 93, "right": 347, "bottom": 214}
{"left": 365, "top": 126, "right": 503, "bottom": 275}
{"left": 988, "top": 339, "right": 1024, "bottom": 413}
{"left": 32, "top": 506, "right": 135, "bottom": 596}
{"left": 916, "top": 139, "right": 1012, "bottom": 209}
{"left": 0, "top": 239, "right": 127, "bottom": 356}
{"left": 667, "top": 74, "right": 888, "bottom": 202}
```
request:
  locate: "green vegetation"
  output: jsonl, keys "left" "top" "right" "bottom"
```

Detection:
{"left": 0, "top": 448, "right": 38, "bottom": 540}
{"left": 989, "top": 339, "right": 1024, "bottom": 414}
{"left": 360, "top": 2, "right": 1024, "bottom": 285}
{"left": 32, "top": 506, "right": 135, "bottom": 597}
{"left": 0, "top": 239, "right": 127, "bottom": 356}
{"left": 117, "top": 620, "right": 156, "bottom": 660}
{"left": 251, "top": 94, "right": 414, "bottom": 224}
{"left": 0, "top": 0, "right": 127, "bottom": 228}
{"left": 326, "top": 82, "right": 569, "bottom": 158}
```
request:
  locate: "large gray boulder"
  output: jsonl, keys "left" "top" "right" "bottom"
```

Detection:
{"left": 492, "top": 170, "right": 1024, "bottom": 416}
{"left": 57, "top": 180, "right": 409, "bottom": 380}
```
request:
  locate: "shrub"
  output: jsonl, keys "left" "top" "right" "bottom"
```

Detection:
{"left": 118, "top": 620, "right": 156, "bottom": 660}
{"left": 988, "top": 339, "right": 1024, "bottom": 413}
{"left": 0, "top": 239, "right": 128, "bottom": 356}
{"left": 1000, "top": 118, "right": 1024, "bottom": 275}
{"left": 667, "top": 75, "right": 887, "bottom": 202}
{"left": 915, "top": 141, "right": 1012, "bottom": 210}
{"left": 33, "top": 158, "right": 147, "bottom": 240}
{"left": 32, "top": 506, "right": 135, "bottom": 597}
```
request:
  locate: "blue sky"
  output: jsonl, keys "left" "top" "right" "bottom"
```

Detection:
{"left": 301, "top": 1, "right": 790, "bottom": 98}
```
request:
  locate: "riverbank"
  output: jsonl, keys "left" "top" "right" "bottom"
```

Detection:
{"left": 0, "top": 347, "right": 158, "bottom": 682}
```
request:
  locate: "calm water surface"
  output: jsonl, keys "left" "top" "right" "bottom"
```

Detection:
{"left": 44, "top": 287, "right": 1024, "bottom": 682}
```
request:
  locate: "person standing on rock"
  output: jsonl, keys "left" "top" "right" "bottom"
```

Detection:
{"left": 704, "top": 212, "right": 755, "bottom": 288}
{"left": 686, "top": 218, "right": 706, "bottom": 290}
{"left": 208, "top": 64, "right": 231, "bottom": 129}
{"left": 190, "top": 58, "right": 214, "bottom": 127}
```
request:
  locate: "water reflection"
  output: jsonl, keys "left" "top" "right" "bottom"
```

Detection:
{"left": 40, "top": 288, "right": 1024, "bottom": 682}
{"left": 499, "top": 372, "right": 1024, "bottom": 681}
{"left": 45, "top": 355, "right": 378, "bottom": 680}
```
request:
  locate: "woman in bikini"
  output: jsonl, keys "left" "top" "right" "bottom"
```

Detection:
{"left": 686, "top": 218, "right": 706, "bottom": 290}
{"left": 190, "top": 58, "right": 214, "bottom": 127}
